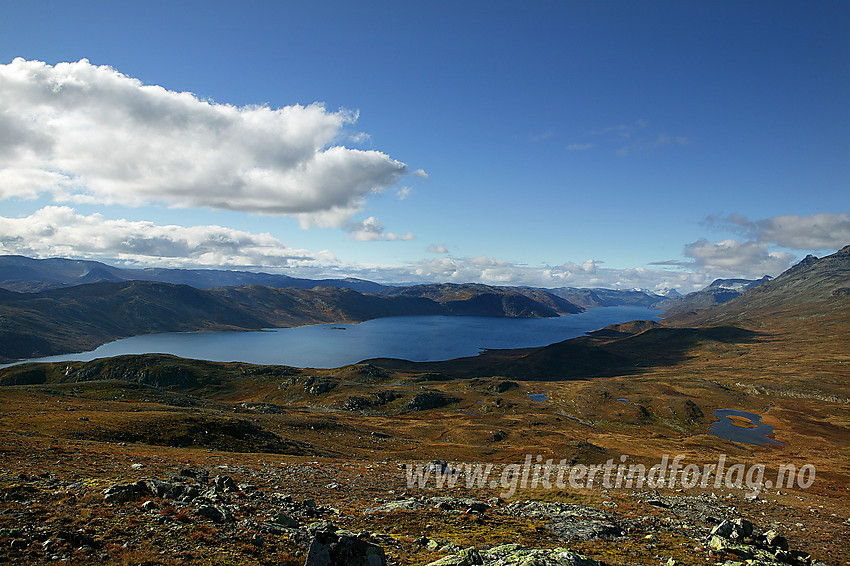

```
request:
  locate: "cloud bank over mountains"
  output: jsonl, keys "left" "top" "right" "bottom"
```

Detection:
{"left": 0, "top": 206, "right": 331, "bottom": 268}
{"left": 2, "top": 205, "right": 844, "bottom": 292}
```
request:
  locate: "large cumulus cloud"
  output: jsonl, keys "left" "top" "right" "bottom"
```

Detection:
{"left": 0, "top": 58, "right": 410, "bottom": 225}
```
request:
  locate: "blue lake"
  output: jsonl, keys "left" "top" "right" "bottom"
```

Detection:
{"left": 7, "top": 306, "right": 660, "bottom": 369}
{"left": 709, "top": 409, "right": 782, "bottom": 446}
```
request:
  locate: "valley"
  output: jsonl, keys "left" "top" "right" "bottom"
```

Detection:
{"left": 0, "top": 248, "right": 848, "bottom": 565}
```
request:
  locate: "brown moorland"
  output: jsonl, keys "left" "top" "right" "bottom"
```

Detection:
{"left": 0, "top": 247, "right": 848, "bottom": 565}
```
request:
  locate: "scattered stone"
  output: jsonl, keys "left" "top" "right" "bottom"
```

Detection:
{"left": 344, "top": 396, "right": 373, "bottom": 411}
{"left": 708, "top": 518, "right": 809, "bottom": 565}
{"left": 303, "top": 528, "right": 386, "bottom": 566}
{"left": 763, "top": 529, "right": 790, "bottom": 551}
{"left": 272, "top": 512, "right": 298, "bottom": 528}
{"left": 304, "top": 377, "right": 335, "bottom": 395}
{"left": 731, "top": 517, "right": 754, "bottom": 538}
{"left": 406, "top": 390, "right": 456, "bottom": 411}
{"left": 711, "top": 519, "right": 735, "bottom": 538}
{"left": 464, "top": 501, "right": 489, "bottom": 514}
{"left": 306, "top": 521, "right": 338, "bottom": 536}
{"left": 195, "top": 504, "right": 233, "bottom": 523}
{"left": 490, "top": 380, "right": 519, "bottom": 393}
{"left": 213, "top": 475, "right": 238, "bottom": 493}
{"left": 239, "top": 401, "right": 285, "bottom": 414}
{"left": 103, "top": 480, "right": 149, "bottom": 503}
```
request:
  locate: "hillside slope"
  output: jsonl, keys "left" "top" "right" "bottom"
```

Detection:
{"left": 383, "top": 283, "right": 582, "bottom": 316}
{"left": 0, "top": 281, "right": 581, "bottom": 362}
{"left": 666, "top": 245, "right": 850, "bottom": 327}
{"left": 656, "top": 276, "right": 771, "bottom": 316}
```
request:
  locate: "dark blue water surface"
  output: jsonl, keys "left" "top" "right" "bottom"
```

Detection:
{"left": 7, "top": 306, "right": 659, "bottom": 369}
{"left": 709, "top": 409, "right": 783, "bottom": 446}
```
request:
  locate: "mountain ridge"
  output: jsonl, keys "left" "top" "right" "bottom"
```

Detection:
{"left": 0, "top": 255, "right": 388, "bottom": 294}
{"left": 665, "top": 245, "right": 850, "bottom": 327}
{"left": 0, "top": 280, "right": 582, "bottom": 363}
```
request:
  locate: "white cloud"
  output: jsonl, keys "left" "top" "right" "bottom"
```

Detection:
{"left": 396, "top": 186, "right": 413, "bottom": 200}
{"left": 411, "top": 169, "right": 429, "bottom": 179}
{"left": 0, "top": 206, "right": 332, "bottom": 268}
{"left": 581, "top": 259, "right": 598, "bottom": 273}
{"left": 0, "top": 209, "right": 759, "bottom": 291}
{"left": 682, "top": 238, "right": 795, "bottom": 277}
{"left": 617, "top": 133, "right": 689, "bottom": 156}
{"left": 705, "top": 213, "right": 850, "bottom": 251}
{"left": 0, "top": 58, "right": 412, "bottom": 226}
{"left": 579, "top": 119, "right": 688, "bottom": 156}
{"left": 530, "top": 130, "right": 553, "bottom": 142}
{"left": 343, "top": 216, "right": 415, "bottom": 242}
{"left": 294, "top": 255, "right": 709, "bottom": 292}
{"left": 589, "top": 120, "right": 647, "bottom": 138}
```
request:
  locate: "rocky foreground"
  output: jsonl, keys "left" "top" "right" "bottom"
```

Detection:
{"left": 0, "top": 456, "right": 838, "bottom": 566}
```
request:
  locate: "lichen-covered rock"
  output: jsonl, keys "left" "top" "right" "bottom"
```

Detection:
{"left": 426, "top": 544, "right": 602, "bottom": 566}
{"left": 364, "top": 498, "right": 423, "bottom": 514}
{"left": 505, "top": 501, "right": 623, "bottom": 541}
{"left": 425, "top": 546, "right": 482, "bottom": 566}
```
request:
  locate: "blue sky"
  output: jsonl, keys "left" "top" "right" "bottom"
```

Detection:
{"left": 0, "top": 1, "right": 848, "bottom": 290}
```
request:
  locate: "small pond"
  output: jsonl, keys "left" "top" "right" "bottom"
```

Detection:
{"left": 709, "top": 409, "right": 782, "bottom": 446}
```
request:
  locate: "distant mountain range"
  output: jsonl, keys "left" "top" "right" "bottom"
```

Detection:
{"left": 655, "top": 275, "right": 772, "bottom": 316}
{"left": 0, "top": 255, "right": 388, "bottom": 293}
{"left": 548, "top": 287, "right": 669, "bottom": 308}
{"left": 0, "top": 256, "right": 671, "bottom": 309}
